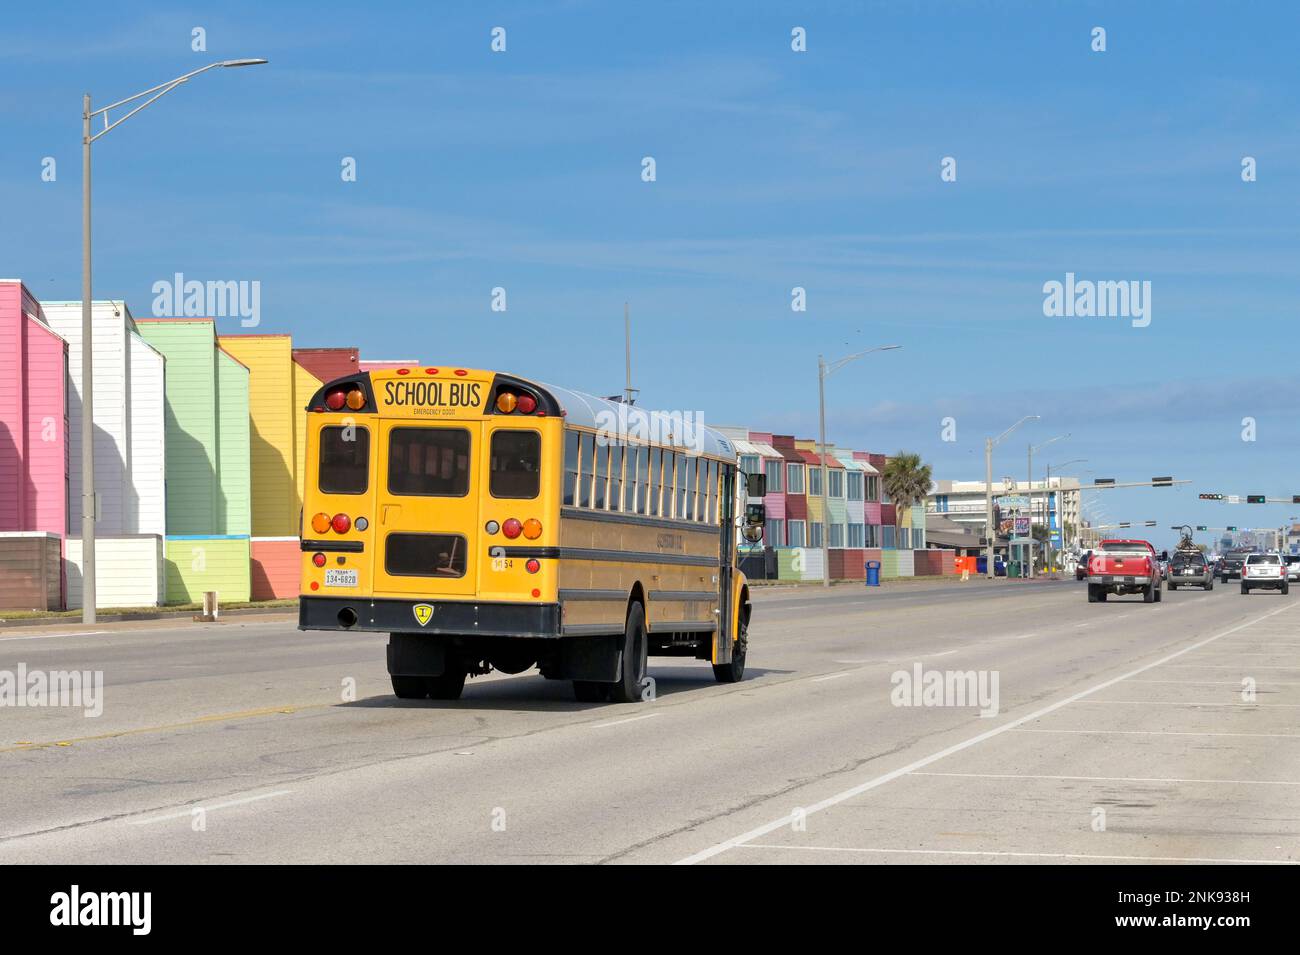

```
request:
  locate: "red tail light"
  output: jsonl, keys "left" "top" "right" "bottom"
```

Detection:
{"left": 525, "top": 559, "right": 540, "bottom": 574}
{"left": 502, "top": 518, "right": 522, "bottom": 539}
{"left": 516, "top": 394, "right": 536, "bottom": 414}
{"left": 331, "top": 513, "right": 351, "bottom": 533}
{"left": 325, "top": 388, "right": 347, "bottom": 411}
{"left": 312, "top": 552, "right": 326, "bottom": 567}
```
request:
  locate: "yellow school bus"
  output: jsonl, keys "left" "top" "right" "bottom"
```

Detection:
{"left": 298, "top": 366, "right": 764, "bottom": 703}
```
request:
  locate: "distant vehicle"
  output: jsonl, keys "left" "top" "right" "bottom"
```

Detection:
{"left": 1167, "top": 550, "right": 1213, "bottom": 591}
{"left": 1241, "top": 553, "right": 1289, "bottom": 595}
{"left": 1157, "top": 552, "right": 1170, "bottom": 581}
{"left": 1217, "top": 553, "right": 1247, "bottom": 581}
{"left": 1075, "top": 549, "right": 1093, "bottom": 581}
{"left": 1087, "top": 539, "right": 1162, "bottom": 603}
{"left": 1285, "top": 555, "right": 1300, "bottom": 582}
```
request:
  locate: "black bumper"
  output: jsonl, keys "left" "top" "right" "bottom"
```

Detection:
{"left": 299, "top": 596, "right": 562, "bottom": 637}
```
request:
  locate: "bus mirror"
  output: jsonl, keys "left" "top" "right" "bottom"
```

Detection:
{"left": 741, "top": 523, "right": 764, "bottom": 543}
{"left": 745, "top": 502, "right": 765, "bottom": 526}
{"left": 745, "top": 473, "right": 767, "bottom": 498}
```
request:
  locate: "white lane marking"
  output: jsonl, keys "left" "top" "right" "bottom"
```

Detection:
{"left": 672, "top": 600, "right": 1296, "bottom": 865}
{"left": 811, "top": 671, "right": 853, "bottom": 683}
{"left": 1161, "top": 664, "right": 1300, "bottom": 670}
{"left": 1185, "top": 651, "right": 1300, "bottom": 656}
{"left": 1014, "top": 728, "right": 1300, "bottom": 739}
{"left": 592, "top": 713, "right": 660, "bottom": 729}
{"left": 926, "top": 649, "right": 958, "bottom": 659}
{"left": 128, "top": 790, "right": 293, "bottom": 825}
{"left": 0, "top": 630, "right": 110, "bottom": 642}
{"left": 1128, "top": 679, "right": 1300, "bottom": 686}
{"left": 1012, "top": 632, "right": 1039, "bottom": 640}
{"left": 737, "top": 844, "right": 1299, "bottom": 864}
{"left": 911, "top": 771, "right": 1300, "bottom": 786}
{"left": 1070, "top": 699, "right": 1300, "bottom": 707}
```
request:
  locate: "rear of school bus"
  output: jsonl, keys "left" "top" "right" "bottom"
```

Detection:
{"left": 298, "top": 366, "right": 565, "bottom": 699}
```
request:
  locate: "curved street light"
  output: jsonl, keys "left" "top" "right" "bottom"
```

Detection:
{"left": 80, "top": 58, "right": 267, "bottom": 623}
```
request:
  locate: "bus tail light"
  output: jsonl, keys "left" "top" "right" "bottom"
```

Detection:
{"left": 516, "top": 393, "right": 536, "bottom": 414}
{"left": 496, "top": 392, "right": 518, "bottom": 414}
{"left": 312, "top": 553, "right": 327, "bottom": 567}
{"left": 502, "top": 518, "right": 522, "bottom": 539}
{"left": 345, "top": 388, "right": 366, "bottom": 410}
{"left": 332, "top": 513, "right": 351, "bottom": 533}
{"left": 311, "top": 512, "right": 332, "bottom": 534}
{"left": 526, "top": 559, "right": 540, "bottom": 574}
{"left": 325, "top": 389, "right": 347, "bottom": 411}
{"left": 523, "top": 518, "right": 543, "bottom": 540}
{"left": 484, "top": 520, "right": 500, "bottom": 535}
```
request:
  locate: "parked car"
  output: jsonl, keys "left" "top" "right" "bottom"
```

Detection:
{"left": 1242, "top": 553, "right": 1289, "bottom": 595}
{"left": 1167, "top": 550, "right": 1213, "bottom": 591}
{"left": 1217, "top": 553, "right": 1247, "bottom": 581}
{"left": 1285, "top": 555, "right": 1300, "bottom": 582}
{"left": 1075, "top": 550, "right": 1093, "bottom": 581}
{"left": 1087, "top": 539, "right": 1162, "bottom": 603}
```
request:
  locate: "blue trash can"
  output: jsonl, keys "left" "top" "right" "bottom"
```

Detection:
{"left": 865, "top": 560, "right": 881, "bottom": 587}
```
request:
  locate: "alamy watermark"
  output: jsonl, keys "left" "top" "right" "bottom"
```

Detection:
{"left": 1042, "top": 272, "right": 1151, "bottom": 328}
{"left": 890, "top": 663, "right": 999, "bottom": 717}
{"left": 1, "top": 664, "right": 103, "bottom": 717}
{"left": 151, "top": 272, "right": 261, "bottom": 327}
{"left": 594, "top": 404, "right": 706, "bottom": 454}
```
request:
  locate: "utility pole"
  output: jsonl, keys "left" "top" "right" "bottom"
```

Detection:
{"left": 624, "top": 302, "right": 635, "bottom": 405}
{"left": 985, "top": 416, "right": 1040, "bottom": 579}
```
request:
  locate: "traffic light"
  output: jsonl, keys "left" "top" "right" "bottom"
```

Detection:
{"left": 1247, "top": 495, "right": 1266, "bottom": 504}
{"left": 1196, "top": 525, "right": 1207, "bottom": 531}
{"left": 1199, "top": 493, "right": 1224, "bottom": 501}
{"left": 1095, "top": 478, "right": 1115, "bottom": 485}
{"left": 1152, "top": 476, "right": 1173, "bottom": 487}
{"left": 1293, "top": 495, "right": 1300, "bottom": 504}
{"left": 1226, "top": 526, "right": 1238, "bottom": 532}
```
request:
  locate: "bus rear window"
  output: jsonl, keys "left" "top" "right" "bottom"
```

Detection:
{"left": 388, "top": 427, "right": 470, "bottom": 496}
{"left": 319, "top": 426, "right": 370, "bottom": 494}
{"left": 386, "top": 533, "right": 467, "bottom": 577}
{"left": 490, "top": 430, "right": 541, "bottom": 498}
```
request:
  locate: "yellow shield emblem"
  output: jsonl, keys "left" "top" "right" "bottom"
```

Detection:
{"left": 412, "top": 603, "right": 434, "bottom": 627}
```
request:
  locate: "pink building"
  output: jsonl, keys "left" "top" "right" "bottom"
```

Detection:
{"left": 0, "top": 280, "right": 68, "bottom": 536}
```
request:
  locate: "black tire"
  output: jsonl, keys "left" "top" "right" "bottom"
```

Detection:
{"left": 573, "top": 680, "right": 608, "bottom": 703}
{"left": 1283, "top": 583, "right": 1291, "bottom": 596}
{"left": 1168, "top": 583, "right": 1177, "bottom": 591}
{"left": 1206, "top": 580, "right": 1213, "bottom": 591}
{"left": 391, "top": 675, "right": 428, "bottom": 699}
{"left": 1155, "top": 583, "right": 1163, "bottom": 603}
{"left": 1241, "top": 583, "right": 1249, "bottom": 595}
{"left": 608, "top": 602, "right": 649, "bottom": 704}
{"left": 1143, "top": 583, "right": 1155, "bottom": 603}
{"left": 1087, "top": 584, "right": 1099, "bottom": 603}
{"left": 425, "top": 669, "right": 467, "bottom": 700}
{"left": 713, "top": 611, "right": 748, "bottom": 684}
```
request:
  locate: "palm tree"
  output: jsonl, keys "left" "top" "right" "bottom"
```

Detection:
{"left": 882, "top": 452, "right": 933, "bottom": 509}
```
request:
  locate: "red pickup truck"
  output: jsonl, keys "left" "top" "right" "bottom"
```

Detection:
{"left": 1087, "top": 539, "right": 1163, "bottom": 603}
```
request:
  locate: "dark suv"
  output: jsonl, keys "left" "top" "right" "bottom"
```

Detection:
{"left": 1217, "top": 554, "right": 1247, "bottom": 581}
{"left": 1167, "top": 550, "right": 1212, "bottom": 591}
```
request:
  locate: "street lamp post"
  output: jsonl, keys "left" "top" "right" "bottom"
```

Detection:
{"left": 817, "top": 345, "right": 900, "bottom": 588}
{"left": 80, "top": 59, "right": 266, "bottom": 623}
{"left": 984, "top": 415, "right": 1039, "bottom": 579}
{"left": 1026, "top": 433, "right": 1068, "bottom": 578}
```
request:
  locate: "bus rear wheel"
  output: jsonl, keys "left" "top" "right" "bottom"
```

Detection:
{"left": 425, "top": 668, "right": 467, "bottom": 700}
{"left": 607, "top": 602, "right": 649, "bottom": 704}
{"left": 713, "top": 615, "right": 748, "bottom": 683}
{"left": 391, "top": 675, "right": 428, "bottom": 699}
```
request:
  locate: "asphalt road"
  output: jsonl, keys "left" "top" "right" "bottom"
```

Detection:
{"left": 1, "top": 577, "right": 1297, "bottom": 864}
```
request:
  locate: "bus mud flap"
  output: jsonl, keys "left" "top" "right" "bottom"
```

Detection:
{"left": 387, "top": 632, "right": 448, "bottom": 677}
{"left": 555, "top": 634, "right": 621, "bottom": 682}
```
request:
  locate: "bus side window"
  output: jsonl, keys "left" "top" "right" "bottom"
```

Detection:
{"left": 608, "top": 445, "right": 623, "bottom": 511}
{"left": 647, "top": 448, "right": 661, "bottom": 516}
{"left": 563, "top": 430, "right": 579, "bottom": 506}
{"left": 636, "top": 447, "right": 650, "bottom": 515}
{"left": 579, "top": 432, "right": 596, "bottom": 508}
{"left": 683, "top": 455, "right": 697, "bottom": 521}
{"left": 622, "top": 446, "right": 638, "bottom": 513}
{"left": 594, "top": 440, "right": 608, "bottom": 509}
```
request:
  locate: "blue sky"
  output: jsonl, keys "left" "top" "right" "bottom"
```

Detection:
{"left": 2, "top": 0, "right": 1298, "bottom": 547}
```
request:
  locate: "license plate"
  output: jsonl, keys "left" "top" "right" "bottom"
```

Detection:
{"left": 324, "top": 569, "right": 358, "bottom": 588}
